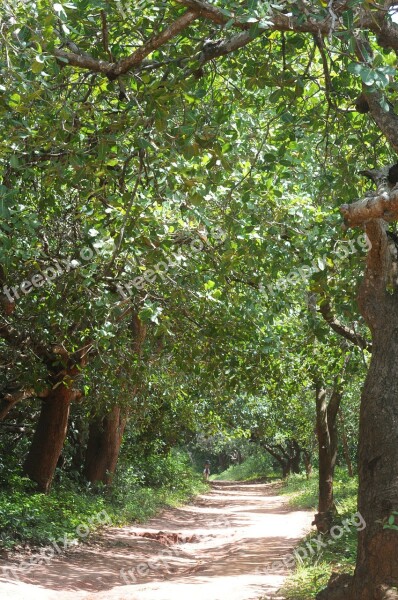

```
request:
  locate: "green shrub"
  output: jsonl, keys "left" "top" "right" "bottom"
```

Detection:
{"left": 0, "top": 449, "right": 206, "bottom": 550}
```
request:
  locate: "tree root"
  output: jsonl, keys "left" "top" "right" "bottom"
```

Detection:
{"left": 316, "top": 573, "right": 398, "bottom": 600}
{"left": 316, "top": 573, "right": 353, "bottom": 600}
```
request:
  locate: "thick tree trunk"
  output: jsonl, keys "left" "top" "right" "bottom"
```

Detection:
{"left": 84, "top": 406, "right": 127, "bottom": 485}
{"left": 84, "top": 313, "right": 146, "bottom": 486}
{"left": 23, "top": 384, "right": 73, "bottom": 492}
{"left": 350, "top": 320, "right": 398, "bottom": 599}
{"left": 318, "top": 218, "right": 398, "bottom": 599}
{"left": 313, "top": 384, "right": 342, "bottom": 533}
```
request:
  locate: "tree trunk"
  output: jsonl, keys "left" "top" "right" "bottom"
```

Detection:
{"left": 282, "top": 460, "right": 291, "bottom": 479}
{"left": 318, "top": 218, "right": 398, "bottom": 599}
{"left": 313, "top": 384, "right": 342, "bottom": 533}
{"left": 218, "top": 451, "right": 228, "bottom": 471}
{"left": 23, "top": 383, "right": 73, "bottom": 492}
{"left": 350, "top": 317, "right": 398, "bottom": 599}
{"left": 84, "top": 313, "right": 146, "bottom": 486}
{"left": 84, "top": 406, "right": 127, "bottom": 485}
{"left": 262, "top": 443, "right": 290, "bottom": 478}
{"left": 290, "top": 440, "right": 301, "bottom": 474}
{"left": 349, "top": 222, "right": 398, "bottom": 598}
{"left": 303, "top": 450, "right": 313, "bottom": 479}
{"left": 339, "top": 410, "right": 354, "bottom": 477}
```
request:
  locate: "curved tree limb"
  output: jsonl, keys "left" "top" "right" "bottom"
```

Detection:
{"left": 54, "top": 9, "right": 199, "bottom": 78}
{"left": 340, "top": 189, "right": 398, "bottom": 227}
{"left": 318, "top": 299, "right": 372, "bottom": 352}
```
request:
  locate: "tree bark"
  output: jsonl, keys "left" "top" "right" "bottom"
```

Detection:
{"left": 84, "top": 406, "right": 127, "bottom": 485}
{"left": 84, "top": 313, "right": 145, "bottom": 486}
{"left": 23, "top": 382, "right": 73, "bottom": 492}
{"left": 303, "top": 449, "right": 313, "bottom": 479}
{"left": 282, "top": 460, "right": 291, "bottom": 479}
{"left": 318, "top": 212, "right": 398, "bottom": 598}
{"left": 339, "top": 410, "right": 354, "bottom": 478}
{"left": 313, "top": 384, "right": 342, "bottom": 533}
{"left": 349, "top": 221, "right": 398, "bottom": 598}
{"left": 290, "top": 440, "right": 301, "bottom": 474}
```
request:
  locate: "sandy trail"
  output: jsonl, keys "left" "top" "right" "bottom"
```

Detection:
{"left": 0, "top": 481, "right": 312, "bottom": 600}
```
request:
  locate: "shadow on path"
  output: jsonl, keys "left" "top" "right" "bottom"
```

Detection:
{"left": 0, "top": 481, "right": 313, "bottom": 600}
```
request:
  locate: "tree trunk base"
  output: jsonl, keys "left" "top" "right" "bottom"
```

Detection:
{"left": 316, "top": 573, "right": 398, "bottom": 600}
{"left": 312, "top": 509, "right": 336, "bottom": 534}
{"left": 84, "top": 406, "right": 127, "bottom": 485}
{"left": 316, "top": 573, "right": 353, "bottom": 600}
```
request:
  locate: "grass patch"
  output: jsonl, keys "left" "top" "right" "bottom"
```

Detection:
{"left": 280, "top": 469, "right": 358, "bottom": 513}
{"left": 213, "top": 452, "right": 276, "bottom": 482}
{"left": 279, "top": 469, "right": 359, "bottom": 600}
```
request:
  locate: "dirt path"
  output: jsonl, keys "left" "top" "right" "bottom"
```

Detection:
{"left": 0, "top": 482, "right": 312, "bottom": 600}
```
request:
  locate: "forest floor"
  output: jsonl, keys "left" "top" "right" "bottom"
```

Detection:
{"left": 0, "top": 481, "right": 312, "bottom": 600}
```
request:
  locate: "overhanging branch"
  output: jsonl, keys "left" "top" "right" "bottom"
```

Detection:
{"left": 54, "top": 9, "right": 199, "bottom": 77}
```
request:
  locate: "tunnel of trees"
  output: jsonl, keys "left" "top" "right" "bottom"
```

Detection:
{"left": 2, "top": 1, "right": 398, "bottom": 598}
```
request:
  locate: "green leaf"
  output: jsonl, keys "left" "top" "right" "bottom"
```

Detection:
{"left": 342, "top": 9, "right": 354, "bottom": 29}
{"left": 31, "top": 60, "right": 43, "bottom": 74}
{"left": 10, "top": 155, "right": 20, "bottom": 169}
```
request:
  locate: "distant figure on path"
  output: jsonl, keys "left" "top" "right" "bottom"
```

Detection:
{"left": 203, "top": 460, "right": 210, "bottom": 481}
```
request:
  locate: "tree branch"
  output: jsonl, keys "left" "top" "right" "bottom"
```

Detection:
{"left": 318, "top": 298, "right": 372, "bottom": 351}
{"left": 0, "top": 388, "right": 49, "bottom": 421}
{"left": 340, "top": 189, "right": 398, "bottom": 227}
{"left": 54, "top": 9, "right": 199, "bottom": 78}
{"left": 327, "top": 386, "right": 343, "bottom": 427}
{"left": 362, "top": 90, "right": 398, "bottom": 153}
{"left": 175, "top": 0, "right": 346, "bottom": 34}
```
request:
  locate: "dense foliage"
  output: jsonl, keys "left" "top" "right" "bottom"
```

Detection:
{"left": 4, "top": 3, "right": 398, "bottom": 596}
